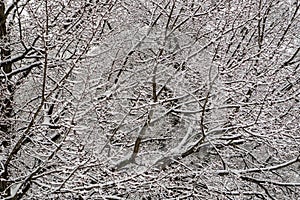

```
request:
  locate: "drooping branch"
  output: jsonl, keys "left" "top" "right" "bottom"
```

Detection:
{"left": 217, "top": 155, "right": 300, "bottom": 175}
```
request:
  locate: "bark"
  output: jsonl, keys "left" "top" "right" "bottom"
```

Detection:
{"left": 0, "top": 1, "right": 12, "bottom": 196}
{"left": 0, "top": 1, "right": 13, "bottom": 133}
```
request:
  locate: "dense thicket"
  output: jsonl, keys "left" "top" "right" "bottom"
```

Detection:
{"left": 1, "top": 0, "right": 299, "bottom": 199}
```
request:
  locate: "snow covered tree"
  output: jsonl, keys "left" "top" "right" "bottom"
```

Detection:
{"left": 1, "top": 0, "right": 299, "bottom": 199}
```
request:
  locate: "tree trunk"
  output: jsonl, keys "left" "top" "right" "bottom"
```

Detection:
{"left": 0, "top": 1, "right": 13, "bottom": 133}
{"left": 0, "top": 1, "right": 12, "bottom": 196}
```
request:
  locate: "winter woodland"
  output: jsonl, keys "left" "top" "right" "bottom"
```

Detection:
{"left": 0, "top": 0, "right": 299, "bottom": 199}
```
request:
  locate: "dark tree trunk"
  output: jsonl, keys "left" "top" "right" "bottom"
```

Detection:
{"left": 0, "top": 1, "right": 13, "bottom": 133}
{"left": 0, "top": 1, "right": 13, "bottom": 196}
